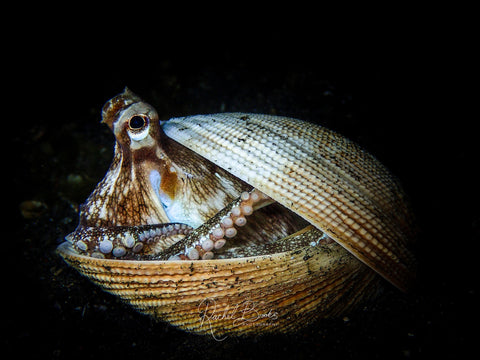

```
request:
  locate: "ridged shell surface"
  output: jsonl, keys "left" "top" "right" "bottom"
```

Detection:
{"left": 163, "top": 113, "right": 416, "bottom": 291}
{"left": 57, "top": 241, "right": 381, "bottom": 336}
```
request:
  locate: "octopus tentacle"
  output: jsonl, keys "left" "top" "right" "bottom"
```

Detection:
{"left": 66, "top": 223, "right": 193, "bottom": 259}
{"left": 218, "top": 225, "right": 333, "bottom": 258}
{"left": 150, "top": 189, "right": 281, "bottom": 261}
{"left": 155, "top": 189, "right": 332, "bottom": 261}
{"left": 67, "top": 188, "right": 322, "bottom": 261}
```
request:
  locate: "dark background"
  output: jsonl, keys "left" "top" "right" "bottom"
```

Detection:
{"left": 7, "top": 51, "right": 476, "bottom": 359}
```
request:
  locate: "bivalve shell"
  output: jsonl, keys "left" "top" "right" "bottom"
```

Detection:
{"left": 58, "top": 240, "right": 381, "bottom": 336}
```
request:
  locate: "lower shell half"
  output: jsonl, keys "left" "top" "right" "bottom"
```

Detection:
{"left": 57, "top": 241, "right": 382, "bottom": 337}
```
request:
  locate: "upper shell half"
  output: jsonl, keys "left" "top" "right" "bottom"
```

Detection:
{"left": 162, "top": 113, "right": 416, "bottom": 292}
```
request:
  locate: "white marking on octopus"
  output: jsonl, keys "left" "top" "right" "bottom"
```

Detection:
{"left": 149, "top": 170, "right": 161, "bottom": 194}
{"left": 129, "top": 129, "right": 152, "bottom": 143}
{"left": 97, "top": 204, "right": 108, "bottom": 220}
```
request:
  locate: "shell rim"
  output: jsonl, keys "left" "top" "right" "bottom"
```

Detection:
{"left": 56, "top": 241, "right": 311, "bottom": 266}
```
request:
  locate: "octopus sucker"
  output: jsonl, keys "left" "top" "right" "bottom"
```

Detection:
{"left": 58, "top": 89, "right": 416, "bottom": 336}
{"left": 66, "top": 223, "right": 194, "bottom": 259}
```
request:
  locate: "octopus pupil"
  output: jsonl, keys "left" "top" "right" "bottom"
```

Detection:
{"left": 130, "top": 115, "right": 145, "bottom": 129}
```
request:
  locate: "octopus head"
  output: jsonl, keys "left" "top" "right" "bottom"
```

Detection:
{"left": 101, "top": 87, "right": 162, "bottom": 154}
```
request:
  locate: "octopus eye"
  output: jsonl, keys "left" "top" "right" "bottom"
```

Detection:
{"left": 127, "top": 115, "right": 150, "bottom": 141}
{"left": 129, "top": 115, "right": 147, "bottom": 130}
